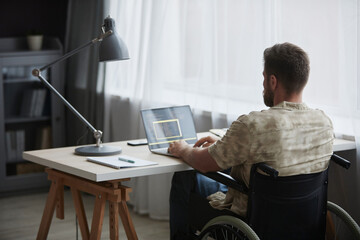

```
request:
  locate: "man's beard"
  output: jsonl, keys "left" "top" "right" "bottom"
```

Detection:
{"left": 263, "top": 87, "right": 274, "bottom": 107}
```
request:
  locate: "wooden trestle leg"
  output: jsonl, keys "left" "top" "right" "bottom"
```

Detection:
{"left": 36, "top": 168, "right": 137, "bottom": 240}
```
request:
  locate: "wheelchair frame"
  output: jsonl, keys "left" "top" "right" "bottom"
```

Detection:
{"left": 196, "top": 154, "right": 360, "bottom": 240}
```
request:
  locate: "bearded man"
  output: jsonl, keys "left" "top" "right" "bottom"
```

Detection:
{"left": 168, "top": 42, "right": 334, "bottom": 240}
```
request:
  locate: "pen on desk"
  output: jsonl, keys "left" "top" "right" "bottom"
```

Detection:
{"left": 118, "top": 157, "right": 135, "bottom": 163}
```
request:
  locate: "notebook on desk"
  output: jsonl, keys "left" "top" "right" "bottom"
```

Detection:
{"left": 87, "top": 155, "right": 157, "bottom": 169}
{"left": 209, "top": 128, "right": 228, "bottom": 138}
{"left": 140, "top": 105, "right": 198, "bottom": 156}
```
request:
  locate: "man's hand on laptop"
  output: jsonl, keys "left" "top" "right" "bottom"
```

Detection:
{"left": 168, "top": 136, "right": 219, "bottom": 158}
{"left": 168, "top": 140, "right": 189, "bottom": 158}
{"left": 194, "top": 136, "right": 219, "bottom": 148}
{"left": 168, "top": 137, "right": 221, "bottom": 172}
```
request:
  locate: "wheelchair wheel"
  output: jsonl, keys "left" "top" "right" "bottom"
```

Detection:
{"left": 326, "top": 201, "right": 360, "bottom": 240}
{"left": 198, "top": 215, "right": 260, "bottom": 240}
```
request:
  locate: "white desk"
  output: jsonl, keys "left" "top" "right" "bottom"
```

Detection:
{"left": 23, "top": 136, "right": 355, "bottom": 182}
{"left": 23, "top": 133, "right": 355, "bottom": 240}
{"left": 333, "top": 138, "right": 356, "bottom": 152}
{"left": 23, "top": 140, "right": 190, "bottom": 182}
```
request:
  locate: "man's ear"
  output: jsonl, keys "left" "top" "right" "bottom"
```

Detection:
{"left": 269, "top": 75, "right": 277, "bottom": 91}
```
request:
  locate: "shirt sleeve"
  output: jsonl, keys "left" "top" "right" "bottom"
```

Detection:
{"left": 208, "top": 116, "right": 252, "bottom": 170}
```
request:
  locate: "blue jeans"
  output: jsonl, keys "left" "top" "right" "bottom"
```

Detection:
{"left": 169, "top": 170, "right": 228, "bottom": 240}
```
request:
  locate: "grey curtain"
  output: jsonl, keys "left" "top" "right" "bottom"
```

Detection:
{"left": 64, "top": 0, "right": 109, "bottom": 146}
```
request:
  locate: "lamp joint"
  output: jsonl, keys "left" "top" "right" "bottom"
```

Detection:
{"left": 32, "top": 68, "right": 41, "bottom": 77}
{"left": 94, "top": 130, "right": 103, "bottom": 147}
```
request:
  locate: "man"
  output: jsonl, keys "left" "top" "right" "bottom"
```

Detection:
{"left": 168, "top": 42, "right": 334, "bottom": 239}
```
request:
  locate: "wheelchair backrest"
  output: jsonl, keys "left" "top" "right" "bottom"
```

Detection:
{"left": 247, "top": 164, "right": 328, "bottom": 240}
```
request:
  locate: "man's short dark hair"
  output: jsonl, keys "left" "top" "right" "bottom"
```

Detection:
{"left": 263, "top": 42, "right": 310, "bottom": 94}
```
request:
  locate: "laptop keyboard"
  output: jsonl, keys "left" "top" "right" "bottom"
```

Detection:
{"left": 151, "top": 144, "right": 195, "bottom": 157}
{"left": 151, "top": 148, "right": 174, "bottom": 156}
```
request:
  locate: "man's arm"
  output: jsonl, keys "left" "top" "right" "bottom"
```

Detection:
{"left": 168, "top": 136, "right": 222, "bottom": 173}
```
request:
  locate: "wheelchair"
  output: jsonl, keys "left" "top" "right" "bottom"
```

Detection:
{"left": 191, "top": 154, "right": 360, "bottom": 240}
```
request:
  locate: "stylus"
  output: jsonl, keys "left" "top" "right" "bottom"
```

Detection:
{"left": 118, "top": 157, "right": 135, "bottom": 163}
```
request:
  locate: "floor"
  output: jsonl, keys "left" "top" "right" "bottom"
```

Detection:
{"left": 0, "top": 189, "right": 169, "bottom": 240}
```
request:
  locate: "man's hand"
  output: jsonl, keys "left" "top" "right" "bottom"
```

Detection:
{"left": 194, "top": 136, "right": 219, "bottom": 148}
{"left": 168, "top": 136, "right": 218, "bottom": 157}
{"left": 168, "top": 140, "right": 189, "bottom": 158}
{"left": 168, "top": 138, "right": 221, "bottom": 173}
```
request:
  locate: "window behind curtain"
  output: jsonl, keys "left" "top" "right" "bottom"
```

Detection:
{"left": 106, "top": 0, "right": 359, "bottom": 135}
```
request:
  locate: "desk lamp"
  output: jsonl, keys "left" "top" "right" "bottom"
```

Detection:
{"left": 32, "top": 16, "right": 129, "bottom": 156}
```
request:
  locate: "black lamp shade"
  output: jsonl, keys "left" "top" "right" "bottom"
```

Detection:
{"left": 99, "top": 17, "right": 130, "bottom": 62}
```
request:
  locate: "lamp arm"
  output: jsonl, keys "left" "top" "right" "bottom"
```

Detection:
{"left": 33, "top": 73, "right": 103, "bottom": 146}
{"left": 39, "top": 30, "right": 113, "bottom": 72}
{"left": 31, "top": 30, "right": 114, "bottom": 147}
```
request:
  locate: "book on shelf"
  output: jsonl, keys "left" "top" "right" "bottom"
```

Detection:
{"left": 20, "top": 89, "right": 47, "bottom": 117}
{"left": 5, "top": 130, "right": 25, "bottom": 163}
{"left": 34, "top": 89, "right": 47, "bottom": 116}
{"left": 5, "top": 131, "right": 16, "bottom": 162}
{"left": 16, "top": 162, "right": 45, "bottom": 175}
{"left": 35, "top": 126, "right": 52, "bottom": 149}
{"left": 19, "top": 90, "right": 33, "bottom": 117}
{"left": 6, "top": 127, "right": 52, "bottom": 164}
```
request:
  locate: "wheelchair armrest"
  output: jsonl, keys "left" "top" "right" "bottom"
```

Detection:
{"left": 253, "top": 163, "right": 279, "bottom": 178}
{"left": 331, "top": 154, "right": 351, "bottom": 169}
{"left": 197, "top": 171, "right": 249, "bottom": 194}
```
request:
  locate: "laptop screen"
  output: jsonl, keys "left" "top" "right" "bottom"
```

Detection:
{"left": 141, "top": 105, "right": 197, "bottom": 150}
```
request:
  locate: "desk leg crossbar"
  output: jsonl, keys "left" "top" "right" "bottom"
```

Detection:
{"left": 36, "top": 168, "right": 138, "bottom": 240}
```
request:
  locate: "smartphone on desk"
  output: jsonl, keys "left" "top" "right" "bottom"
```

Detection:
{"left": 127, "top": 139, "right": 148, "bottom": 146}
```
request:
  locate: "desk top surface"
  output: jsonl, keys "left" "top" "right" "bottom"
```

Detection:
{"left": 23, "top": 133, "right": 355, "bottom": 182}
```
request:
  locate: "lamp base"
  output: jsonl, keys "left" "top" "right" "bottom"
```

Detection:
{"left": 75, "top": 145, "right": 122, "bottom": 156}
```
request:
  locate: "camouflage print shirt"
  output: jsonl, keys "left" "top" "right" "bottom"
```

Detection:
{"left": 207, "top": 101, "right": 334, "bottom": 216}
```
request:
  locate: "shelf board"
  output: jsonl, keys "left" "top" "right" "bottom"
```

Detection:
{"left": 0, "top": 37, "right": 63, "bottom": 56}
{"left": 5, "top": 171, "right": 46, "bottom": 180}
{"left": 6, "top": 160, "right": 28, "bottom": 165}
{"left": 3, "top": 78, "right": 41, "bottom": 84}
{"left": 5, "top": 116, "right": 51, "bottom": 124}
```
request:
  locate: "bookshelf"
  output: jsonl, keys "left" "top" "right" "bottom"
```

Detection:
{"left": 0, "top": 37, "right": 65, "bottom": 194}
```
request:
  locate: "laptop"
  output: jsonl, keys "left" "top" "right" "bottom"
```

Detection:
{"left": 140, "top": 105, "right": 198, "bottom": 156}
